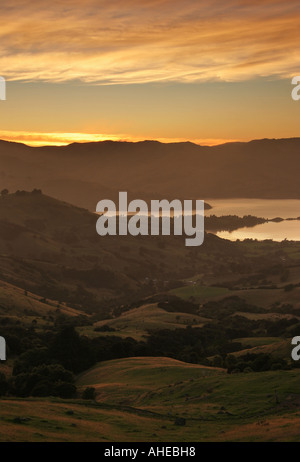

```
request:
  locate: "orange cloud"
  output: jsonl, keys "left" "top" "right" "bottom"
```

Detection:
{"left": 0, "top": 1, "right": 300, "bottom": 84}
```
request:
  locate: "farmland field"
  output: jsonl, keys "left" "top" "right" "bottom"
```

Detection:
{"left": 1, "top": 357, "right": 299, "bottom": 442}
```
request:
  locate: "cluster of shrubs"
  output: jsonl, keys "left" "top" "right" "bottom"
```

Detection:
{"left": 227, "top": 354, "right": 289, "bottom": 374}
{"left": 0, "top": 364, "right": 76, "bottom": 398}
{"left": 0, "top": 324, "right": 147, "bottom": 399}
{"left": 1, "top": 188, "right": 42, "bottom": 197}
{"left": 0, "top": 366, "right": 98, "bottom": 400}
{"left": 210, "top": 353, "right": 289, "bottom": 373}
{"left": 11, "top": 364, "right": 76, "bottom": 398}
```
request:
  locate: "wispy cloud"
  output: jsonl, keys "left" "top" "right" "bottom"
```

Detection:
{"left": 0, "top": 0, "right": 300, "bottom": 84}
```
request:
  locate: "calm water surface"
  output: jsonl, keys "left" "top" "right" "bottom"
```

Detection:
{"left": 207, "top": 199, "right": 300, "bottom": 242}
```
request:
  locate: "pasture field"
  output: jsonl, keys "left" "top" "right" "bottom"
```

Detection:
{"left": 0, "top": 357, "right": 299, "bottom": 442}
{"left": 90, "top": 303, "right": 210, "bottom": 340}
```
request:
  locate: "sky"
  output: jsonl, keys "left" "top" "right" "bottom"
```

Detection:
{"left": 0, "top": 0, "right": 299, "bottom": 146}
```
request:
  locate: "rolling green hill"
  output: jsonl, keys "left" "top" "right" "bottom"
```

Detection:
{"left": 1, "top": 357, "right": 298, "bottom": 442}
{"left": 91, "top": 303, "right": 210, "bottom": 340}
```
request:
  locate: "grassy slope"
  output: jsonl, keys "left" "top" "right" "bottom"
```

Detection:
{"left": 76, "top": 358, "right": 299, "bottom": 418}
{"left": 76, "top": 357, "right": 300, "bottom": 442}
{"left": 232, "top": 338, "right": 293, "bottom": 360}
{"left": 0, "top": 279, "right": 84, "bottom": 318}
{"left": 1, "top": 357, "right": 299, "bottom": 442}
{"left": 91, "top": 303, "right": 210, "bottom": 340}
{"left": 77, "top": 357, "right": 223, "bottom": 400}
{"left": 171, "top": 283, "right": 300, "bottom": 311}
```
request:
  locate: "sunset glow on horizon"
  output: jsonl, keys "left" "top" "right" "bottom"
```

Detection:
{"left": 0, "top": 130, "right": 239, "bottom": 147}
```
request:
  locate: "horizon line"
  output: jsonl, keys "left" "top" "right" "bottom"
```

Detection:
{"left": 0, "top": 131, "right": 239, "bottom": 148}
{"left": 1, "top": 132, "right": 300, "bottom": 149}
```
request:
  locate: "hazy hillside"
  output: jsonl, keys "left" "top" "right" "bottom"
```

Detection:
{"left": 0, "top": 137, "right": 300, "bottom": 210}
{"left": 1, "top": 190, "right": 299, "bottom": 317}
{"left": 0, "top": 191, "right": 234, "bottom": 315}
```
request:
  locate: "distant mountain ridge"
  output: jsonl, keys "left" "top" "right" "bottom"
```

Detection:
{"left": 0, "top": 137, "right": 299, "bottom": 210}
